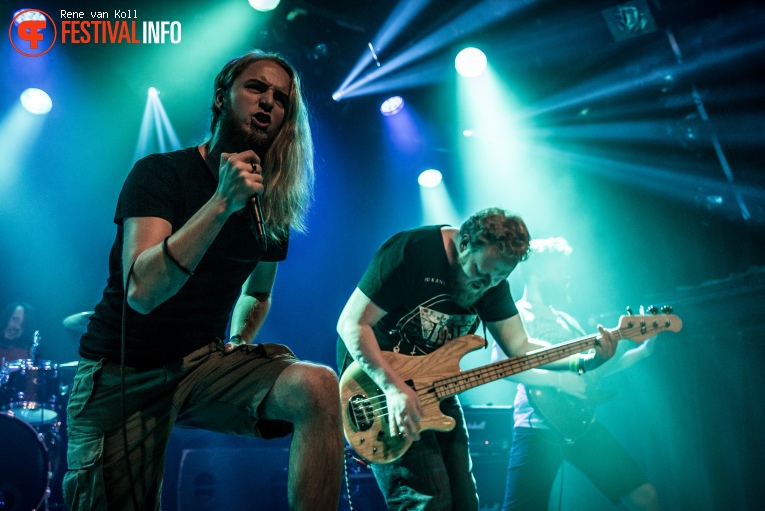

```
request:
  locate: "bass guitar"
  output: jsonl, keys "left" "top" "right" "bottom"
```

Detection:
{"left": 340, "top": 310, "right": 682, "bottom": 464}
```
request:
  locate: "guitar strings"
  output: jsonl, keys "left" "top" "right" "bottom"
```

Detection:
{"left": 432, "top": 321, "right": 666, "bottom": 393}
{"left": 349, "top": 322, "right": 667, "bottom": 425}
{"left": 350, "top": 334, "right": 605, "bottom": 421}
{"left": 350, "top": 387, "right": 442, "bottom": 423}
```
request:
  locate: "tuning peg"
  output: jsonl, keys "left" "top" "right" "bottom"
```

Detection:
{"left": 646, "top": 305, "right": 658, "bottom": 315}
{"left": 661, "top": 305, "right": 673, "bottom": 314}
{"left": 626, "top": 306, "right": 633, "bottom": 316}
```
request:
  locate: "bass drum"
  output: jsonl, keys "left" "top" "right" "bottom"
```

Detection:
{"left": 0, "top": 412, "right": 49, "bottom": 511}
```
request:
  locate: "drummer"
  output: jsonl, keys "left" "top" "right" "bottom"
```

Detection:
{"left": 1, "top": 301, "right": 36, "bottom": 363}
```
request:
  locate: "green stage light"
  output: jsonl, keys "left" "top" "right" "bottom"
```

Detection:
{"left": 248, "top": 0, "right": 280, "bottom": 12}
{"left": 455, "top": 47, "right": 487, "bottom": 77}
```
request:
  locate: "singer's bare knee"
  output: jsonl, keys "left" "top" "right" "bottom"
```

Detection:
{"left": 260, "top": 362, "right": 340, "bottom": 424}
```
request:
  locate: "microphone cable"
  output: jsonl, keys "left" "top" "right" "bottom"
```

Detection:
{"left": 121, "top": 259, "right": 141, "bottom": 510}
{"left": 343, "top": 444, "right": 354, "bottom": 511}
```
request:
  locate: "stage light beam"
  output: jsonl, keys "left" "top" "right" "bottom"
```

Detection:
{"left": 337, "top": 0, "right": 529, "bottom": 99}
{"left": 419, "top": 172, "right": 460, "bottom": 226}
{"left": 457, "top": 67, "right": 532, "bottom": 215}
{"left": 0, "top": 103, "right": 47, "bottom": 192}
{"left": 332, "top": 0, "right": 433, "bottom": 100}
{"left": 133, "top": 87, "right": 181, "bottom": 162}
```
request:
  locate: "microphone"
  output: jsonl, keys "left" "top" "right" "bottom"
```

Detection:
{"left": 249, "top": 195, "right": 268, "bottom": 252}
{"left": 31, "top": 330, "right": 41, "bottom": 364}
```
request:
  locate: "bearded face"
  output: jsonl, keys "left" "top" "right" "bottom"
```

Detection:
{"left": 217, "top": 101, "right": 275, "bottom": 157}
{"left": 450, "top": 245, "right": 517, "bottom": 309}
{"left": 450, "top": 261, "right": 487, "bottom": 309}
{"left": 215, "top": 59, "right": 291, "bottom": 157}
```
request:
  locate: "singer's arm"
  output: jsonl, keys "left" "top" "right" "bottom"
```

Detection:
{"left": 123, "top": 149, "right": 262, "bottom": 314}
{"left": 123, "top": 205, "right": 229, "bottom": 314}
{"left": 229, "top": 262, "right": 278, "bottom": 344}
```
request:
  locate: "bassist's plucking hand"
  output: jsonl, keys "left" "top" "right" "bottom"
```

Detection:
{"left": 385, "top": 380, "right": 422, "bottom": 441}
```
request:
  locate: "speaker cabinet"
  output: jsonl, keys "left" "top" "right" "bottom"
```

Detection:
{"left": 176, "top": 447, "right": 290, "bottom": 510}
{"left": 464, "top": 405, "right": 513, "bottom": 511}
{"left": 174, "top": 406, "right": 513, "bottom": 510}
{"left": 176, "top": 447, "right": 386, "bottom": 511}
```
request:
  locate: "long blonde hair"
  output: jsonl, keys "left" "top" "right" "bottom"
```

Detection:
{"left": 210, "top": 51, "right": 314, "bottom": 241}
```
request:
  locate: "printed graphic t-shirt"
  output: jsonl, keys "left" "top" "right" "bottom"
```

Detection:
{"left": 338, "top": 225, "right": 518, "bottom": 372}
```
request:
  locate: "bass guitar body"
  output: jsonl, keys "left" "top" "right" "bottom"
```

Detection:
{"left": 340, "top": 334, "right": 487, "bottom": 464}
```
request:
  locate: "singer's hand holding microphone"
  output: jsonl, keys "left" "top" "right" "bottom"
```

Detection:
{"left": 217, "top": 151, "right": 267, "bottom": 249}
{"left": 217, "top": 150, "right": 263, "bottom": 213}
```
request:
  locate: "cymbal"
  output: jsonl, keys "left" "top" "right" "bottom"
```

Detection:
{"left": 58, "top": 361, "right": 79, "bottom": 368}
{"left": 62, "top": 311, "right": 93, "bottom": 333}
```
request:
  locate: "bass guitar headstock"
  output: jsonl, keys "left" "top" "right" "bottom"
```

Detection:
{"left": 616, "top": 305, "right": 682, "bottom": 343}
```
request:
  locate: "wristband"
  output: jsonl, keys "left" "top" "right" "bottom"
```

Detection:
{"left": 162, "top": 236, "right": 194, "bottom": 276}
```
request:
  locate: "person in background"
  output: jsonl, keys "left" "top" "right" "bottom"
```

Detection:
{"left": 494, "top": 236, "right": 660, "bottom": 511}
{"left": 1, "top": 301, "right": 36, "bottom": 362}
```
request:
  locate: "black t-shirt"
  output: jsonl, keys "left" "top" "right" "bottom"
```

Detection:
{"left": 80, "top": 147, "right": 288, "bottom": 368}
{"left": 337, "top": 225, "right": 517, "bottom": 372}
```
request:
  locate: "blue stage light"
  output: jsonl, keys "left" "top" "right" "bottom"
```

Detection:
{"left": 380, "top": 96, "right": 405, "bottom": 116}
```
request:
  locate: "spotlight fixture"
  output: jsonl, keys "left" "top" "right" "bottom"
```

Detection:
{"left": 20, "top": 88, "right": 52, "bottom": 115}
{"left": 248, "top": 0, "right": 280, "bottom": 13}
{"left": 380, "top": 96, "right": 405, "bottom": 116}
{"left": 455, "top": 47, "right": 487, "bottom": 78}
{"left": 312, "top": 43, "right": 328, "bottom": 61}
{"left": 601, "top": 0, "right": 657, "bottom": 42}
{"left": 148, "top": 87, "right": 159, "bottom": 97}
{"left": 418, "top": 169, "right": 442, "bottom": 188}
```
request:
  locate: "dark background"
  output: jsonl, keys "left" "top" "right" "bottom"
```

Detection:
{"left": 2, "top": 1, "right": 764, "bottom": 509}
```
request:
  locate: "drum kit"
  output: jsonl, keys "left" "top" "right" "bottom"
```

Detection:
{"left": 0, "top": 311, "right": 91, "bottom": 511}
